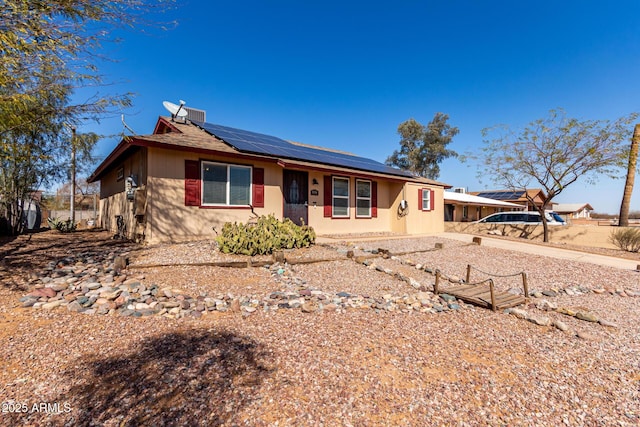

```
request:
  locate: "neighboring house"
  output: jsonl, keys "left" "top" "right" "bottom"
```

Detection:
{"left": 88, "top": 114, "right": 450, "bottom": 243}
{"left": 470, "top": 189, "right": 547, "bottom": 211}
{"left": 551, "top": 203, "right": 594, "bottom": 220}
{"left": 444, "top": 189, "right": 524, "bottom": 222}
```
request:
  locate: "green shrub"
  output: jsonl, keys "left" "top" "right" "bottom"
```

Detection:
{"left": 48, "top": 217, "right": 77, "bottom": 233}
{"left": 216, "top": 214, "right": 316, "bottom": 255}
{"left": 609, "top": 227, "right": 640, "bottom": 252}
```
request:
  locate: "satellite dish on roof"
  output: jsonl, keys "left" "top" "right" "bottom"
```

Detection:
{"left": 162, "top": 100, "right": 187, "bottom": 119}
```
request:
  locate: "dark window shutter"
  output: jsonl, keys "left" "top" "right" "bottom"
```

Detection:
{"left": 185, "top": 160, "right": 201, "bottom": 206}
{"left": 371, "top": 181, "right": 378, "bottom": 218}
{"left": 252, "top": 168, "right": 264, "bottom": 207}
{"left": 430, "top": 189, "right": 435, "bottom": 211}
{"left": 324, "top": 175, "right": 332, "bottom": 217}
{"left": 418, "top": 188, "right": 423, "bottom": 211}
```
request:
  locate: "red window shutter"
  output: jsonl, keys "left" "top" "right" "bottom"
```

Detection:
{"left": 418, "top": 188, "right": 423, "bottom": 211}
{"left": 184, "top": 160, "right": 201, "bottom": 206}
{"left": 371, "top": 181, "right": 378, "bottom": 218}
{"left": 430, "top": 189, "right": 435, "bottom": 211}
{"left": 324, "top": 175, "right": 332, "bottom": 217}
{"left": 252, "top": 168, "right": 264, "bottom": 208}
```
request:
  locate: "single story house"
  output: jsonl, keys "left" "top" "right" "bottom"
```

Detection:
{"left": 551, "top": 203, "right": 594, "bottom": 220}
{"left": 88, "top": 112, "right": 450, "bottom": 243}
{"left": 444, "top": 189, "right": 524, "bottom": 222}
{"left": 470, "top": 189, "right": 547, "bottom": 211}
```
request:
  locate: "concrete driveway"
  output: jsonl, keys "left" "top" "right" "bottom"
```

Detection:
{"left": 440, "top": 232, "right": 640, "bottom": 271}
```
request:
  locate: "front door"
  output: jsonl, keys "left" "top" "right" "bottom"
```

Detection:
{"left": 283, "top": 170, "right": 308, "bottom": 226}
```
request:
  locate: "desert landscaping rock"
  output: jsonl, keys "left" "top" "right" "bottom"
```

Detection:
{"left": 553, "top": 319, "right": 570, "bottom": 332}
{"left": 598, "top": 319, "right": 618, "bottom": 328}
{"left": 575, "top": 311, "right": 599, "bottom": 323}
{"left": 2, "top": 231, "right": 640, "bottom": 426}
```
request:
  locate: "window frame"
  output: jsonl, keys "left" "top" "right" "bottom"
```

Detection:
{"left": 332, "top": 176, "right": 350, "bottom": 218}
{"left": 201, "top": 161, "right": 252, "bottom": 207}
{"left": 355, "top": 179, "right": 372, "bottom": 218}
{"left": 421, "top": 188, "right": 431, "bottom": 211}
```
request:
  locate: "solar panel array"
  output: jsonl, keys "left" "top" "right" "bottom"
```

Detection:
{"left": 475, "top": 191, "right": 524, "bottom": 201}
{"left": 192, "top": 120, "right": 414, "bottom": 178}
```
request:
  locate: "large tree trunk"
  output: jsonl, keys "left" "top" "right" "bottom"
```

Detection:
{"left": 619, "top": 124, "right": 640, "bottom": 227}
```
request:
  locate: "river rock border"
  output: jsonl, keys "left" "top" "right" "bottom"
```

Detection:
{"left": 18, "top": 242, "right": 638, "bottom": 322}
{"left": 18, "top": 248, "right": 469, "bottom": 319}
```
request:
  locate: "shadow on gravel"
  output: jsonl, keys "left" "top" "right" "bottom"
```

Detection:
{"left": 0, "top": 231, "right": 136, "bottom": 288}
{"left": 57, "top": 329, "right": 272, "bottom": 426}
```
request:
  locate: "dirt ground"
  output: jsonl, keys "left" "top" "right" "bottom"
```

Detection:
{"left": 1, "top": 230, "right": 639, "bottom": 426}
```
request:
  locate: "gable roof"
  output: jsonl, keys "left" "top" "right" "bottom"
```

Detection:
{"left": 551, "top": 203, "right": 594, "bottom": 213}
{"left": 90, "top": 117, "right": 450, "bottom": 187}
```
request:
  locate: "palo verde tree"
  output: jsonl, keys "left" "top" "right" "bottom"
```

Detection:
{"left": 0, "top": 66, "right": 73, "bottom": 234}
{"left": 0, "top": 0, "right": 173, "bottom": 235}
{"left": 477, "top": 109, "right": 638, "bottom": 242}
{"left": 386, "top": 113, "right": 459, "bottom": 180}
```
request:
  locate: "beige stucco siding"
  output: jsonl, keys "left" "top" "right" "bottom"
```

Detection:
{"left": 96, "top": 145, "right": 448, "bottom": 242}
{"left": 99, "top": 147, "right": 147, "bottom": 199}
{"left": 305, "top": 173, "right": 443, "bottom": 236}
{"left": 144, "top": 148, "right": 283, "bottom": 243}
{"left": 402, "top": 183, "right": 445, "bottom": 234}
{"left": 306, "top": 171, "right": 405, "bottom": 235}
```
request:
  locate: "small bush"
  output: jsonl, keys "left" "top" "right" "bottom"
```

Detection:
{"left": 216, "top": 214, "right": 316, "bottom": 256}
{"left": 48, "top": 217, "right": 77, "bottom": 233}
{"left": 609, "top": 227, "right": 640, "bottom": 252}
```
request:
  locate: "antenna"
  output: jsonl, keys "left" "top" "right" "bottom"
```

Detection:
{"left": 162, "top": 100, "right": 187, "bottom": 121}
{"left": 121, "top": 114, "right": 137, "bottom": 135}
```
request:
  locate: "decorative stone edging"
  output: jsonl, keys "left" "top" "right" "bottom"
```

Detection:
{"left": 19, "top": 249, "right": 469, "bottom": 318}
{"left": 18, "top": 243, "right": 638, "bottom": 321}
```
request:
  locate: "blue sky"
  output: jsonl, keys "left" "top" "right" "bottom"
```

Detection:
{"left": 79, "top": 0, "right": 640, "bottom": 214}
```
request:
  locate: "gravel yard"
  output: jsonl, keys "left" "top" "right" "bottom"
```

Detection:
{"left": 1, "top": 231, "right": 639, "bottom": 426}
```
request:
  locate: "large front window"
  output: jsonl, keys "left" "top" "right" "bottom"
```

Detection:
{"left": 356, "top": 179, "right": 371, "bottom": 217}
{"left": 332, "top": 176, "right": 349, "bottom": 217}
{"left": 202, "top": 162, "right": 251, "bottom": 206}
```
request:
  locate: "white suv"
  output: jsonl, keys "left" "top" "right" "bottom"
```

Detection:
{"left": 475, "top": 211, "right": 566, "bottom": 225}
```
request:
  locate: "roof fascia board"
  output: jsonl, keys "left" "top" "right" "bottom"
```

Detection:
{"left": 88, "top": 137, "right": 134, "bottom": 183}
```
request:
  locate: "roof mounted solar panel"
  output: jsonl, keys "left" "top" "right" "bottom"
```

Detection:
{"left": 192, "top": 120, "right": 414, "bottom": 178}
{"left": 476, "top": 191, "right": 523, "bottom": 200}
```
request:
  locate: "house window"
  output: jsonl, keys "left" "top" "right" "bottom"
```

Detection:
{"left": 422, "top": 189, "right": 431, "bottom": 211}
{"left": 356, "top": 180, "right": 371, "bottom": 218}
{"left": 332, "top": 176, "right": 349, "bottom": 217}
{"left": 463, "top": 205, "right": 468, "bottom": 218}
{"left": 202, "top": 162, "right": 251, "bottom": 206}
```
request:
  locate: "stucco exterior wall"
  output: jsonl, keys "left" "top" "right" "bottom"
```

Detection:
{"left": 144, "top": 148, "right": 283, "bottom": 243}
{"left": 305, "top": 170, "right": 406, "bottom": 236}
{"left": 402, "top": 183, "right": 446, "bottom": 234}
{"left": 99, "top": 147, "right": 147, "bottom": 199}
{"left": 97, "top": 147, "right": 147, "bottom": 239}
{"left": 96, "top": 146, "right": 448, "bottom": 242}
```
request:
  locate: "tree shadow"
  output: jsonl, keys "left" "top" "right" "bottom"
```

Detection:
{"left": 57, "top": 329, "right": 272, "bottom": 426}
{"left": 0, "top": 230, "right": 136, "bottom": 275}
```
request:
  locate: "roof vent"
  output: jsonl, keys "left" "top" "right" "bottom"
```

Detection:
{"left": 185, "top": 107, "right": 206, "bottom": 123}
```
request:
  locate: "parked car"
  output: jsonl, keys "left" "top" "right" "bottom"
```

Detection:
{"left": 475, "top": 211, "right": 566, "bottom": 225}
